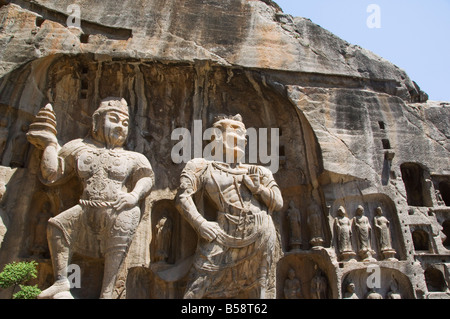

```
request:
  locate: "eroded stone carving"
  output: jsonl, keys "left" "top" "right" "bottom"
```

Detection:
{"left": 176, "top": 114, "right": 283, "bottom": 299}
{"left": 287, "top": 201, "right": 302, "bottom": 251}
{"left": 353, "top": 205, "right": 376, "bottom": 262}
{"left": 373, "top": 207, "right": 397, "bottom": 261}
{"left": 310, "top": 264, "right": 328, "bottom": 299}
{"left": 334, "top": 206, "right": 356, "bottom": 262}
{"left": 387, "top": 276, "right": 402, "bottom": 299}
{"left": 154, "top": 216, "right": 172, "bottom": 263}
{"left": 27, "top": 98, "right": 155, "bottom": 299}
{"left": 307, "top": 203, "right": 324, "bottom": 249}
{"left": 365, "top": 288, "right": 383, "bottom": 299}
{"left": 284, "top": 268, "right": 301, "bottom": 299}
{"left": 343, "top": 282, "right": 358, "bottom": 299}
{"left": 436, "top": 189, "right": 445, "bottom": 206}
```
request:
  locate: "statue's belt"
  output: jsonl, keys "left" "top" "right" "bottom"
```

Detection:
{"left": 79, "top": 199, "right": 114, "bottom": 208}
{"left": 213, "top": 210, "right": 267, "bottom": 248}
{"left": 215, "top": 229, "right": 261, "bottom": 248}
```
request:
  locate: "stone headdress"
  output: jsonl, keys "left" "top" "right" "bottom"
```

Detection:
{"left": 93, "top": 97, "right": 129, "bottom": 118}
{"left": 92, "top": 97, "right": 129, "bottom": 135}
{"left": 212, "top": 114, "right": 246, "bottom": 132}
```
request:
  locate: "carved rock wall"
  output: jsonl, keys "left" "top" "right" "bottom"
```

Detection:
{"left": 0, "top": 0, "right": 448, "bottom": 299}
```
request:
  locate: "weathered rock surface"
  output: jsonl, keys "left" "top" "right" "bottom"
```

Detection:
{"left": 0, "top": 0, "right": 423, "bottom": 100}
{"left": 0, "top": 0, "right": 448, "bottom": 299}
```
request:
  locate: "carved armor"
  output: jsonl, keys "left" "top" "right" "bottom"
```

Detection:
{"left": 78, "top": 147, "right": 132, "bottom": 203}
{"left": 47, "top": 138, "right": 154, "bottom": 257}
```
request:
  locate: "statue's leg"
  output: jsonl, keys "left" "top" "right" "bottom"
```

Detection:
{"left": 184, "top": 273, "right": 209, "bottom": 299}
{"left": 37, "top": 224, "right": 73, "bottom": 299}
{"left": 258, "top": 258, "right": 268, "bottom": 299}
{"left": 38, "top": 205, "right": 82, "bottom": 299}
{"left": 100, "top": 249, "right": 126, "bottom": 299}
{"left": 99, "top": 207, "right": 140, "bottom": 299}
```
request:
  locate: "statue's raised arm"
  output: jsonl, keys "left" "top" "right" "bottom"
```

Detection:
{"left": 27, "top": 104, "right": 67, "bottom": 184}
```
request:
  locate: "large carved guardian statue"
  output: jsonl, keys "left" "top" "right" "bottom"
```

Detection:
{"left": 27, "top": 98, "right": 155, "bottom": 299}
{"left": 176, "top": 114, "right": 283, "bottom": 299}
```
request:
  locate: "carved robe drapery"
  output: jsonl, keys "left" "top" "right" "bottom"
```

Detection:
{"left": 177, "top": 159, "right": 282, "bottom": 298}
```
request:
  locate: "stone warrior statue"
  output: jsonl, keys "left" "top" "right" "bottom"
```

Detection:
{"left": 27, "top": 98, "right": 154, "bottom": 299}
{"left": 176, "top": 114, "right": 283, "bottom": 299}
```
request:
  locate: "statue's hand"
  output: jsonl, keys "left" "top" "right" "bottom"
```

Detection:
{"left": 112, "top": 192, "right": 139, "bottom": 211}
{"left": 198, "top": 221, "right": 221, "bottom": 242}
{"left": 243, "top": 174, "right": 261, "bottom": 194}
{"left": 27, "top": 130, "right": 58, "bottom": 150}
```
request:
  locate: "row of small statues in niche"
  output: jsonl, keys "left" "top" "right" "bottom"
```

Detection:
{"left": 284, "top": 265, "right": 328, "bottom": 299}
{"left": 335, "top": 205, "right": 397, "bottom": 262}
{"left": 287, "top": 203, "right": 397, "bottom": 262}
{"left": 343, "top": 278, "right": 402, "bottom": 299}
{"left": 284, "top": 266, "right": 402, "bottom": 299}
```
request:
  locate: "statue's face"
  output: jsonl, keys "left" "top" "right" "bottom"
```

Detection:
{"left": 217, "top": 119, "right": 246, "bottom": 163}
{"left": 102, "top": 111, "right": 129, "bottom": 148}
{"left": 356, "top": 206, "right": 364, "bottom": 216}
{"left": 288, "top": 269, "right": 296, "bottom": 279}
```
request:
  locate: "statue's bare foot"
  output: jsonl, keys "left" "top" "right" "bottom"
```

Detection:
{"left": 37, "top": 279, "right": 71, "bottom": 299}
{"left": 54, "top": 291, "right": 74, "bottom": 299}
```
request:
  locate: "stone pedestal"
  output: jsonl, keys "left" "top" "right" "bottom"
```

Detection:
{"left": 339, "top": 251, "right": 357, "bottom": 262}
{"left": 382, "top": 249, "right": 398, "bottom": 261}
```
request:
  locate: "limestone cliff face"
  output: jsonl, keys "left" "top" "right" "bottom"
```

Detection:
{"left": 0, "top": 0, "right": 421, "bottom": 98}
{"left": 0, "top": 0, "right": 448, "bottom": 299}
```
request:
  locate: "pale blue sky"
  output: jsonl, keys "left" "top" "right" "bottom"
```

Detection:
{"left": 274, "top": 0, "right": 450, "bottom": 101}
